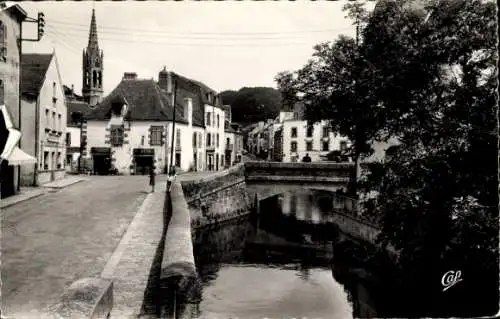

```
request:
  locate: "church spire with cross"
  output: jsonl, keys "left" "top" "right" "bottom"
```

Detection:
{"left": 82, "top": 8, "right": 104, "bottom": 107}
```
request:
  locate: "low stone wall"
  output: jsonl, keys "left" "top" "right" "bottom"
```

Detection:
{"left": 160, "top": 181, "right": 200, "bottom": 309}
{"left": 181, "top": 164, "right": 252, "bottom": 227}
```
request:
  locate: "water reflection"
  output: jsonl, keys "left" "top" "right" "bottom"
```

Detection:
{"left": 190, "top": 190, "right": 375, "bottom": 319}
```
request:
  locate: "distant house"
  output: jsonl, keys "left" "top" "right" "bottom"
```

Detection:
{"left": 20, "top": 52, "right": 67, "bottom": 185}
{"left": 265, "top": 102, "right": 350, "bottom": 163}
{"left": 65, "top": 90, "right": 92, "bottom": 173}
{"left": 85, "top": 72, "right": 190, "bottom": 175}
{"left": 224, "top": 118, "right": 243, "bottom": 167}
{"left": 157, "top": 68, "right": 227, "bottom": 172}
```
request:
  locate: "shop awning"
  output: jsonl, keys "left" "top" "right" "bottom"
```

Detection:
{"left": 6, "top": 146, "right": 37, "bottom": 166}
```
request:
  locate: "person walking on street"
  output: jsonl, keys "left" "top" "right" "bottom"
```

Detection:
{"left": 149, "top": 167, "right": 156, "bottom": 193}
{"left": 167, "top": 165, "right": 176, "bottom": 192}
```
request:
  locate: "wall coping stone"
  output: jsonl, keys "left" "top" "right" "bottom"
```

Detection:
{"left": 50, "top": 277, "right": 113, "bottom": 319}
{"left": 161, "top": 181, "right": 201, "bottom": 303}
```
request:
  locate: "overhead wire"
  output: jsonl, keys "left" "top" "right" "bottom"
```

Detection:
{"left": 48, "top": 18, "right": 353, "bottom": 36}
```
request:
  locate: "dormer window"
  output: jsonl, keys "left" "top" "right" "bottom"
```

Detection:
{"left": 111, "top": 103, "right": 123, "bottom": 116}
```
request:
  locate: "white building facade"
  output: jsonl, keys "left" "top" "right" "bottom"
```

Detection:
{"left": 20, "top": 52, "right": 67, "bottom": 185}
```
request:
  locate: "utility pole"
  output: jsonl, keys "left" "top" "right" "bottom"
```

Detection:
{"left": 168, "top": 79, "right": 178, "bottom": 176}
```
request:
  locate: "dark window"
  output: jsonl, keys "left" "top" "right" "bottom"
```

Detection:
{"left": 216, "top": 133, "right": 219, "bottom": 148}
{"left": 193, "top": 132, "right": 197, "bottom": 148}
{"left": 340, "top": 141, "right": 348, "bottom": 152}
{"left": 306, "top": 126, "right": 313, "bottom": 137}
{"left": 0, "top": 21, "right": 6, "bottom": 61}
{"left": 66, "top": 132, "right": 71, "bottom": 146}
{"left": 0, "top": 79, "right": 3, "bottom": 104}
{"left": 150, "top": 126, "right": 163, "bottom": 146}
{"left": 93, "top": 70, "right": 97, "bottom": 87}
{"left": 291, "top": 127, "right": 297, "bottom": 138}
{"left": 217, "top": 114, "right": 220, "bottom": 128}
{"left": 291, "top": 141, "right": 297, "bottom": 152}
{"left": 175, "top": 128, "right": 181, "bottom": 148}
{"left": 322, "top": 126, "right": 329, "bottom": 138}
{"left": 175, "top": 152, "right": 181, "bottom": 167}
{"left": 110, "top": 125, "right": 124, "bottom": 146}
{"left": 206, "top": 113, "right": 211, "bottom": 126}
{"left": 306, "top": 142, "right": 313, "bottom": 151}
{"left": 207, "top": 133, "right": 211, "bottom": 146}
{"left": 322, "top": 141, "right": 329, "bottom": 151}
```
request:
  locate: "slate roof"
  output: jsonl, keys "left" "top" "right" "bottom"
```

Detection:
{"left": 224, "top": 120, "right": 242, "bottom": 134}
{"left": 67, "top": 100, "right": 92, "bottom": 126}
{"left": 86, "top": 78, "right": 188, "bottom": 123}
{"left": 167, "top": 73, "right": 205, "bottom": 127}
{"left": 21, "top": 53, "right": 53, "bottom": 96}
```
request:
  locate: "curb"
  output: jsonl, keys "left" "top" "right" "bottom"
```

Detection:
{"left": 0, "top": 191, "right": 45, "bottom": 210}
{"left": 42, "top": 178, "right": 87, "bottom": 190}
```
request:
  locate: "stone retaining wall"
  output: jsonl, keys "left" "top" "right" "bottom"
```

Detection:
{"left": 181, "top": 163, "right": 252, "bottom": 228}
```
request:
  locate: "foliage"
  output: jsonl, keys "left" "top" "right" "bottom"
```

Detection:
{"left": 219, "top": 87, "right": 282, "bottom": 124}
{"left": 277, "top": 0, "right": 498, "bottom": 316}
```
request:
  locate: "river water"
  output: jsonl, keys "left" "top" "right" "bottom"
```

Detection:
{"left": 189, "top": 190, "right": 368, "bottom": 319}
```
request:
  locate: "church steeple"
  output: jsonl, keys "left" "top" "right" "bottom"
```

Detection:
{"left": 87, "top": 9, "right": 99, "bottom": 51}
{"left": 82, "top": 8, "right": 104, "bottom": 107}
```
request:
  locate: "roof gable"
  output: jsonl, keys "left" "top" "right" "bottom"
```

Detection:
{"left": 86, "top": 79, "right": 187, "bottom": 123}
{"left": 21, "top": 53, "right": 53, "bottom": 96}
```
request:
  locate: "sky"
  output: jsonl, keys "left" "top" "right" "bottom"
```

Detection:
{"left": 19, "top": 1, "right": 376, "bottom": 96}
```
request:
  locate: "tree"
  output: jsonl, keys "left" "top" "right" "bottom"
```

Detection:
{"left": 275, "top": 5, "right": 382, "bottom": 196}
{"left": 219, "top": 87, "right": 282, "bottom": 124}
{"left": 358, "top": 0, "right": 498, "bottom": 316}
{"left": 277, "top": 0, "right": 498, "bottom": 316}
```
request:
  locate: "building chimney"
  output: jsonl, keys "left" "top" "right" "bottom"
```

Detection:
{"left": 123, "top": 72, "right": 138, "bottom": 80}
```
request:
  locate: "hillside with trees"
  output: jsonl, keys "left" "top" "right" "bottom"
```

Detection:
{"left": 220, "top": 87, "right": 282, "bottom": 124}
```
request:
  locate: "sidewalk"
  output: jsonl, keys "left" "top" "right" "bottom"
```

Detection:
{"left": 41, "top": 175, "right": 89, "bottom": 189}
{"left": 1, "top": 175, "right": 89, "bottom": 210}
{"left": 101, "top": 182, "right": 167, "bottom": 318}
{"left": 0, "top": 187, "right": 46, "bottom": 209}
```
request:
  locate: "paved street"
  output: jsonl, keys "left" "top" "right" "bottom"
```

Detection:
{"left": 1, "top": 175, "right": 166, "bottom": 318}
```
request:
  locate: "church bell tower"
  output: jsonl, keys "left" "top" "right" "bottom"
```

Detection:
{"left": 82, "top": 9, "right": 103, "bottom": 107}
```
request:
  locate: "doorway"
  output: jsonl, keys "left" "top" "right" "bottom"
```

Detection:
{"left": 133, "top": 148, "right": 155, "bottom": 175}
{"left": 207, "top": 154, "right": 214, "bottom": 171}
{"left": 93, "top": 155, "right": 111, "bottom": 175}
{"left": 134, "top": 155, "right": 153, "bottom": 175}
{"left": 0, "top": 161, "right": 15, "bottom": 198}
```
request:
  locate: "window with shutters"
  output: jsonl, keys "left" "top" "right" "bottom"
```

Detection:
{"left": 110, "top": 125, "right": 124, "bottom": 146}
{"left": 176, "top": 128, "right": 181, "bottom": 148}
{"left": 150, "top": 126, "right": 163, "bottom": 146}
{"left": 0, "top": 21, "right": 6, "bottom": 61}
